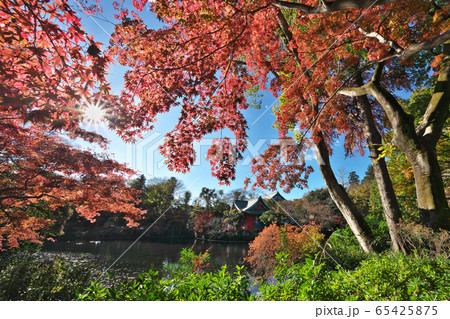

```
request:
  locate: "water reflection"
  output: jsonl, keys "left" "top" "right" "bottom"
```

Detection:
{"left": 43, "top": 239, "right": 249, "bottom": 275}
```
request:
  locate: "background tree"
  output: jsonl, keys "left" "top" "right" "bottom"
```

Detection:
{"left": 129, "top": 174, "right": 147, "bottom": 193}
{"left": 349, "top": 168, "right": 374, "bottom": 215}
{"left": 337, "top": 168, "right": 349, "bottom": 188}
{"left": 198, "top": 188, "right": 218, "bottom": 211}
{"left": 294, "top": 189, "right": 345, "bottom": 234}
{"left": 348, "top": 171, "right": 360, "bottom": 189}
{"left": 222, "top": 188, "right": 260, "bottom": 205}
{"left": 260, "top": 207, "right": 288, "bottom": 226}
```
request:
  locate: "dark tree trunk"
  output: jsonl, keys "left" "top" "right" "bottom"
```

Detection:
{"left": 315, "top": 135, "right": 380, "bottom": 253}
{"left": 354, "top": 75, "right": 408, "bottom": 253}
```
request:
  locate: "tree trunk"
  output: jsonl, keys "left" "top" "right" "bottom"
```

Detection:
{"left": 366, "top": 83, "right": 450, "bottom": 230}
{"left": 354, "top": 81, "right": 408, "bottom": 253}
{"left": 340, "top": 41, "right": 450, "bottom": 230}
{"left": 402, "top": 142, "right": 448, "bottom": 229}
{"left": 315, "top": 135, "right": 380, "bottom": 253}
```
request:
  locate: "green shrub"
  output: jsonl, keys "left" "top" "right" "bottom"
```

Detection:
{"left": 257, "top": 253, "right": 330, "bottom": 301}
{"left": 79, "top": 249, "right": 253, "bottom": 301}
{"left": 324, "top": 226, "right": 369, "bottom": 270}
{"left": 0, "top": 253, "right": 97, "bottom": 300}
{"left": 257, "top": 253, "right": 449, "bottom": 301}
{"left": 327, "top": 253, "right": 449, "bottom": 301}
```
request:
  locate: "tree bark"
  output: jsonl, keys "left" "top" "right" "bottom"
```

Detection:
{"left": 354, "top": 74, "right": 407, "bottom": 253}
{"left": 340, "top": 42, "right": 450, "bottom": 230}
{"left": 315, "top": 134, "right": 380, "bottom": 253}
{"left": 366, "top": 91, "right": 449, "bottom": 230}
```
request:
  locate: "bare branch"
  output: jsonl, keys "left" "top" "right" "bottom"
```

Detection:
{"left": 273, "top": 0, "right": 399, "bottom": 15}
{"left": 402, "top": 29, "right": 450, "bottom": 60}
{"left": 339, "top": 85, "right": 370, "bottom": 97}
{"left": 356, "top": 27, "right": 403, "bottom": 54}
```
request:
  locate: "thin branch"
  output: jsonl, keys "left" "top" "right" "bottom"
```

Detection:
{"left": 21, "top": 2, "right": 67, "bottom": 67}
{"left": 152, "top": 19, "right": 249, "bottom": 72}
{"left": 340, "top": 30, "right": 450, "bottom": 95}
{"left": 273, "top": 0, "right": 399, "bottom": 15}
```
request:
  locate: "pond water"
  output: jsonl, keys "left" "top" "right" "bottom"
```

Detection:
{"left": 42, "top": 239, "right": 250, "bottom": 278}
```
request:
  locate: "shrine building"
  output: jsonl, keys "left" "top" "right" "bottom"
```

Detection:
{"left": 232, "top": 191, "right": 285, "bottom": 230}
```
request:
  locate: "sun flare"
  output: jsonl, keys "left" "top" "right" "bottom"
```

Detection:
{"left": 82, "top": 102, "right": 106, "bottom": 125}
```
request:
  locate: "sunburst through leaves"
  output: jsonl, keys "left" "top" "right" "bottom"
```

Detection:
{"left": 82, "top": 100, "right": 107, "bottom": 126}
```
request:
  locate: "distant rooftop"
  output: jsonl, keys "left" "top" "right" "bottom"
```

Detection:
{"left": 233, "top": 191, "right": 285, "bottom": 215}
{"left": 232, "top": 196, "right": 270, "bottom": 214}
{"left": 263, "top": 191, "right": 285, "bottom": 202}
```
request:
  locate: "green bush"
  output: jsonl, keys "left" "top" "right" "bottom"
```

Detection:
{"left": 0, "top": 253, "right": 97, "bottom": 300}
{"left": 79, "top": 249, "right": 253, "bottom": 301}
{"left": 257, "top": 253, "right": 330, "bottom": 301}
{"left": 324, "top": 226, "right": 369, "bottom": 270}
{"left": 326, "top": 253, "right": 449, "bottom": 301}
{"left": 3, "top": 248, "right": 447, "bottom": 301}
{"left": 257, "top": 253, "right": 449, "bottom": 301}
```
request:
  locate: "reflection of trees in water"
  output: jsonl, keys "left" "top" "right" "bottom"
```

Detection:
{"left": 191, "top": 240, "right": 249, "bottom": 269}
{"left": 44, "top": 239, "right": 249, "bottom": 274}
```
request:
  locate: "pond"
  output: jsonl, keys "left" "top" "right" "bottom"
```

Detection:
{"left": 42, "top": 239, "right": 250, "bottom": 279}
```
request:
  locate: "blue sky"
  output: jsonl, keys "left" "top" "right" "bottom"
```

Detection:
{"left": 72, "top": 1, "right": 373, "bottom": 201}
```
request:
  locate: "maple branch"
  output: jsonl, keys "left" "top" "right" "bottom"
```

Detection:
{"left": 360, "top": 29, "right": 450, "bottom": 64}
{"left": 276, "top": 9, "right": 303, "bottom": 67}
{"left": 231, "top": 59, "right": 246, "bottom": 65}
{"left": 275, "top": 8, "right": 317, "bottom": 89}
{"left": 273, "top": 0, "right": 399, "bottom": 14}
{"left": 0, "top": 193, "right": 60, "bottom": 202}
{"left": 270, "top": 69, "right": 281, "bottom": 81}
{"left": 153, "top": 20, "right": 248, "bottom": 72}
{"left": 401, "top": 29, "right": 450, "bottom": 60}
{"left": 172, "top": 22, "right": 229, "bottom": 48}
{"left": 214, "top": 38, "right": 238, "bottom": 96}
{"left": 340, "top": 30, "right": 450, "bottom": 96}
{"left": 356, "top": 26, "right": 403, "bottom": 54}
{"left": 21, "top": 1, "right": 67, "bottom": 67}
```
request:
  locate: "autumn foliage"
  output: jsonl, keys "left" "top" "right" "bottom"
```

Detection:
{"left": 193, "top": 212, "right": 214, "bottom": 234}
{"left": 107, "top": 0, "right": 447, "bottom": 186}
{"left": 245, "top": 223, "right": 324, "bottom": 276}
{"left": 0, "top": 0, "right": 145, "bottom": 250}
